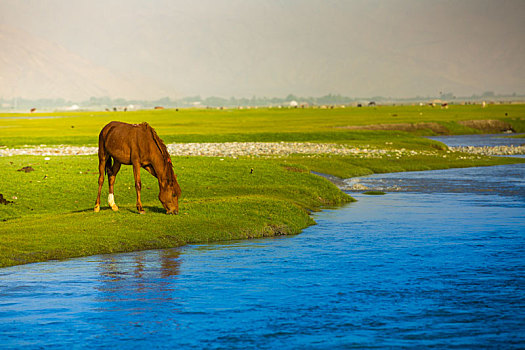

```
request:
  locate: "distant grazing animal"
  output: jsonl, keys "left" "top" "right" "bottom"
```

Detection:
{"left": 94, "top": 121, "right": 181, "bottom": 214}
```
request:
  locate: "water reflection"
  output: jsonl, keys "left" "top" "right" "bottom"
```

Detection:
{"left": 96, "top": 249, "right": 182, "bottom": 298}
{"left": 99, "top": 249, "right": 181, "bottom": 280}
{"left": 86, "top": 250, "right": 185, "bottom": 343}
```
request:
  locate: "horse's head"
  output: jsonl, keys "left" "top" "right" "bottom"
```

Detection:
{"left": 159, "top": 171, "right": 182, "bottom": 215}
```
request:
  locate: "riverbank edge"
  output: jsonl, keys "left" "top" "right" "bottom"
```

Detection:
{"left": 0, "top": 196, "right": 349, "bottom": 269}
{"left": 2, "top": 153, "right": 524, "bottom": 269}
{"left": 0, "top": 154, "right": 355, "bottom": 268}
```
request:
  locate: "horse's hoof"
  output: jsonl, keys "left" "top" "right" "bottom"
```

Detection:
{"left": 139, "top": 210, "right": 146, "bottom": 215}
{"left": 111, "top": 205, "right": 119, "bottom": 212}
{"left": 94, "top": 205, "right": 100, "bottom": 213}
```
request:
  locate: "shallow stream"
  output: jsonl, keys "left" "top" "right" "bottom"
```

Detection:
{"left": 428, "top": 133, "right": 525, "bottom": 147}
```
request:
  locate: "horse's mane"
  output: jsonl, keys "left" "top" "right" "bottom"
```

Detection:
{"left": 142, "top": 122, "right": 177, "bottom": 185}
{"left": 142, "top": 122, "right": 169, "bottom": 160}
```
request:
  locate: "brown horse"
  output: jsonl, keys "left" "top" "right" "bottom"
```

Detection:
{"left": 94, "top": 121, "right": 181, "bottom": 214}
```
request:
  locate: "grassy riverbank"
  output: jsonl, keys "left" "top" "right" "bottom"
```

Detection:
{"left": 0, "top": 155, "right": 350, "bottom": 267}
{"left": 1, "top": 105, "right": 524, "bottom": 267}
{"left": 1, "top": 152, "right": 522, "bottom": 268}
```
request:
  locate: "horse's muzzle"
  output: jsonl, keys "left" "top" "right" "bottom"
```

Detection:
{"left": 167, "top": 210, "right": 179, "bottom": 215}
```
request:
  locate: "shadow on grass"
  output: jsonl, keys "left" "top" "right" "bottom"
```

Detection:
{"left": 143, "top": 206, "right": 167, "bottom": 214}
{"left": 71, "top": 207, "right": 99, "bottom": 214}
{"left": 75, "top": 206, "right": 167, "bottom": 215}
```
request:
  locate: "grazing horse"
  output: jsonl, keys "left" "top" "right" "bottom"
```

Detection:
{"left": 94, "top": 121, "right": 181, "bottom": 214}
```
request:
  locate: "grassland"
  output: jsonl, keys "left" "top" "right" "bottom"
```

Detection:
{"left": 1, "top": 104, "right": 524, "bottom": 267}
{"left": 1, "top": 104, "right": 524, "bottom": 147}
{"left": 0, "top": 155, "right": 351, "bottom": 267}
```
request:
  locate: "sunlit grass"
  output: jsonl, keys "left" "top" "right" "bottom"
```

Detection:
{"left": 1, "top": 104, "right": 524, "bottom": 267}
{"left": 1, "top": 104, "right": 524, "bottom": 147}
{"left": 0, "top": 155, "right": 350, "bottom": 267}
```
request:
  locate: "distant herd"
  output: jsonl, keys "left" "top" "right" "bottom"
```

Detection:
{"left": 26, "top": 100, "right": 503, "bottom": 113}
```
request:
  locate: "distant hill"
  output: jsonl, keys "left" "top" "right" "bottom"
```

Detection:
{"left": 0, "top": 25, "right": 170, "bottom": 100}
{"left": 1, "top": 0, "right": 524, "bottom": 100}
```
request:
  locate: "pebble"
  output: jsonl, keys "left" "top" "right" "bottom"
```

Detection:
{"left": 0, "top": 142, "right": 389, "bottom": 158}
{"left": 0, "top": 145, "right": 98, "bottom": 157}
{"left": 449, "top": 145, "right": 525, "bottom": 156}
{"left": 167, "top": 142, "right": 388, "bottom": 157}
{"left": 0, "top": 143, "right": 523, "bottom": 157}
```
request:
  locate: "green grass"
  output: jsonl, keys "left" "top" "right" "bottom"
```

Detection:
{"left": 1, "top": 104, "right": 524, "bottom": 267}
{"left": 281, "top": 152, "right": 524, "bottom": 179}
{"left": 0, "top": 155, "right": 351, "bottom": 267}
{"left": 1, "top": 104, "right": 524, "bottom": 147}
{"left": 500, "top": 134, "right": 525, "bottom": 140}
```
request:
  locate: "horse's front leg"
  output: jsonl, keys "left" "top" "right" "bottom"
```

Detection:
{"left": 133, "top": 163, "right": 145, "bottom": 214}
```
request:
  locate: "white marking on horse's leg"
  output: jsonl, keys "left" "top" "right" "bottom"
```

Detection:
{"left": 108, "top": 193, "right": 118, "bottom": 211}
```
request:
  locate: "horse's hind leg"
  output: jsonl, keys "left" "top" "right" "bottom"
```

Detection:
{"left": 108, "top": 160, "right": 121, "bottom": 211}
{"left": 94, "top": 154, "right": 106, "bottom": 212}
{"left": 133, "top": 162, "right": 145, "bottom": 214}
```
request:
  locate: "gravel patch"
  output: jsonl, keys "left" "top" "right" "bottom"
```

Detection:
{"left": 167, "top": 142, "right": 389, "bottom": 157}
{"left": 0, "top": 142, "right": 390, "bottom": 158}
{"left": 449, "top": 145, "right": 525, "bottom": 156}
{"left": 0, "top": 145, "right": 98, "bottom": 157}
{"left": 1, "top": 143, "right": 523, "bottom": 157}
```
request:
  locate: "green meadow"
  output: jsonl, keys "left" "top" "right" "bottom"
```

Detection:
{"left": 1, "top": 104, "right": 524, "bottom": 147}
{"left": 1, "top": 104, "right": 524, "bottom": 267}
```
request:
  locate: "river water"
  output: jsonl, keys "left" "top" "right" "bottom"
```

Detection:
{"left": 428, "top": 133, "right": 525, "bottom": 147}
{"left": 1, "top": 137, "right": 524, "bottom": 349}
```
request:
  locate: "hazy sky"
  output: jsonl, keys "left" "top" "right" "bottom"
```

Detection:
{"left": 1, "top": 0, "right": 524, "bottom": 99}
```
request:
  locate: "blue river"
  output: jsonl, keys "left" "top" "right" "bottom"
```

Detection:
{"left": 427, "top": 133, "right": 525, "bottom": 147}
{"left": 1, "top": 138, "right": 524, "bottom": 349}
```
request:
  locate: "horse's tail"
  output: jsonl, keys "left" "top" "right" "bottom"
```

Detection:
{"left": 104, "top": 155, "right": 113, "bottom": 176}
{"left": 98, "top": 124, "right": 113, "bottom": 176}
